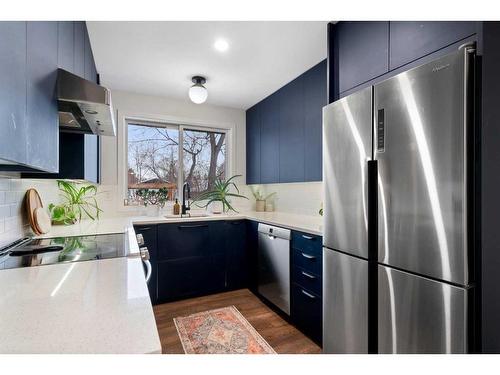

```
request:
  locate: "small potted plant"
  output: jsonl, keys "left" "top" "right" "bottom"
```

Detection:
{"left": 193, "top": 175, "right": 247, "bottom": 214}
{"left": 48, "top": 180, "right": 102, "bottom": 225}
{"left": 250, "top": 186, "right": 276, "bottom": 212}
{"left": 136, "top": 188, "right": 169, "bottom": 217}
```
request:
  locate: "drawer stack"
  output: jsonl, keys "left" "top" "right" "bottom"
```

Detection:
{"left": 291, "top": 230, "right": 323, "bottom": 344}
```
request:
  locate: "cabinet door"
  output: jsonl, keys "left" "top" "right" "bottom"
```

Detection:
{"left": 260, "top": 92, "right": 280, "bottom": 183}
{"left": 225, "top": 220, "right": 248, "bottom": 290}
{"left": 158, "top": 222, "right": 211, "bottom": 260}
{"left": 246, "top": 220, "right": 259, "bottom": 291}
{"left": 279, "top": 76, "right": 305, "bottom": 182}
{"left": 157, "top": 257, "right": 209, "bottom": 301}
{"left": 26, "top": 21, "right": 59, "bottom": 173}
{"left": 73, "top": 21, "right": 85, "bottom": 78}
{"left": 292, "top": 283, "right": 322, "bottom": 343}
{"left": 246, "top": 105, "right": 261, "bottom": 184}
{"left": 389, "top": 21, "right": 476, "bottom": 70}
{"left": 303, "top": 60, "right": 326, "bottom": 181}
{"left": 0, "top": 22, "right": 27, "bottom": 165}
{"left": 337, "top": 21, "right": 389, "bottom": 93}
{"left": 58, "top": 21, "right": 74, "bottom": 72}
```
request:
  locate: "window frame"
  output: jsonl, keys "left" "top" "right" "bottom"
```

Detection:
{"left": 118, "top": 112, "right": 232, "bottom": 210}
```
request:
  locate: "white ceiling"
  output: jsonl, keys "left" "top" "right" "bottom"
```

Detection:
{"left": 87, "top": 21, "right": 327, "bottom": 110}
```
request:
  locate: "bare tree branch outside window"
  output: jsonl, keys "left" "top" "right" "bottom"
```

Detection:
{"left": 127, "top": 123, "right": 226, "bottom": 205}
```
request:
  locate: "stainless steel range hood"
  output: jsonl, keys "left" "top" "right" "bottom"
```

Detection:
{"left": 57, "top": 68, "right": 116, "bottom": 136}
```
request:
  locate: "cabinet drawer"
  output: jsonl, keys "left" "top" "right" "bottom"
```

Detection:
{"left": 292, "top": 266, "right": 322, "bottom": 296}
{"left": 292, "top": 231, "right": 322, "bottom": 254}
{"left": 158, "top": 222, "right": 211, "bottom": 260}
{"left": 292, "top": 248, "right": 322, "bottom": 276}
{"left": 292, "top": 283, "right": 322, "bottom": 343}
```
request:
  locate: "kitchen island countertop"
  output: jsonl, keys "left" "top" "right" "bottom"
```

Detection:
{"left": 0, "top": 256, "right": 161, "bottom": 354}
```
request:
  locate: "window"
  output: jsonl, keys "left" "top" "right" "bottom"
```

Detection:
{"left": 182, "top": 128, "right": 226, "bottom": 200}
{"left": 126, "top": 120, "right": 227, "bottom": 205}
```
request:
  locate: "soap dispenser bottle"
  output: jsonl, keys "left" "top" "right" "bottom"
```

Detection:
{"left": 173, "top": 198, "right": 180, "bottom": 215}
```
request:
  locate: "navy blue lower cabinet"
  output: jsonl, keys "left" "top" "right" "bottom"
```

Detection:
{"left": 134, "top": 225, "right": 158, "bottom": 305}
{"left": 225, "top": 220, "right": 248, "bottom": 290}
{"left": 158, "top": 222, "right": 211, "bottom": 260}
{"left": 157, "top": 257, "right": 211, "bottom": 302}
{"left": 246, "top": 220, "right": 260, "bottom": 292}
{"left": 290, "top": 230, "right": 323, "bottom": 344}
{"left": 291, "top": 283, "right": 322, "bottom": 343}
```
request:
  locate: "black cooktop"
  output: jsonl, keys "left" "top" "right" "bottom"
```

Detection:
{"left": 0, "top": 233, "right": 128, "bottom": 270}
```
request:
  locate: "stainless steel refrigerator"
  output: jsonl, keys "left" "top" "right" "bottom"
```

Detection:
{"left": 322, "top": 45, "right": 476, "bottom": 354}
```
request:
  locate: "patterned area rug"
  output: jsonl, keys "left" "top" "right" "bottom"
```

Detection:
{"left": 174, "top": 306, "right": 276, "bottom": 354}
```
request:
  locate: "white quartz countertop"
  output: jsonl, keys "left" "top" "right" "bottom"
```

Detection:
{"left": 2, "top": 210, "right": 320, "bottom": 353}
{"left": 0, "top": 257, "right": 161, "bottom": 354}
{"left": 35, "top": 211, "right": 323, "bottom": 239}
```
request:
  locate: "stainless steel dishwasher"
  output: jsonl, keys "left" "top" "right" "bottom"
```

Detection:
{"left": 257, "top": 223, "right": 291, "bottom": 315}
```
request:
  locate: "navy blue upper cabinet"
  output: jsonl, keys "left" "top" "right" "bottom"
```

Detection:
{"left": 73, "top": 22, "right": 85, "bottom": 78}
{"left": 246, "top": 105, "right": 261, "bottom": 184}
{"left": 337, "top": 21, "right": 389, "bottom": 93}
{"left": 245, "top": 60, "right": 326, "bottom": 184}
{"left": 0, "top": 22, "right": 27, "bottom": 166}
{"left": 260, "top": 92, "right": 280, "bottom": 183}
{"left": 389, "top": 22, "right": 477, "bottom": 70}
{"left": 280, "top": 76, "right": 305, "bottom": 183}
{"left": 58, "top": 21, "right": 74, "bottom": 72}
{"left": 303, "top": 60, "right": 326, "bottom": 182}
{"left": 26, "top": 22, "right": 59, "bottom": 173}
{"left": 84, "top": 23, "right": 97, "bottom": 83}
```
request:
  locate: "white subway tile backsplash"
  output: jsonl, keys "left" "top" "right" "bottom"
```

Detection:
{"left": 0, "top": 177, "right": 63, "bottom": 247}
{"left": 0, "top": 179, "right": 10, "bottom": 191}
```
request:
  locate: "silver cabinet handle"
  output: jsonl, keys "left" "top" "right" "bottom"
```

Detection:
{"left": 302, "top": 235, "right": 314, "bottom": 240}
{"left": 301, "top": 289, "right": 316, "bottom": 299}
{"left": 301, "top": 252, "right": 316, "bottom": 260}
{"left": 301, "top": 271, "right": 316, "bottom": 279}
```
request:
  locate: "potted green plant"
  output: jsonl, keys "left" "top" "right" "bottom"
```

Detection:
{"left": 48, "top": 180, "right": 102, "bottom": 225}
{"left": 250, "top": 186, "right": 276, "bottom": 212}
{"left": 193, "top": 175, "right": 248, "bottom": 214}
{"left": 136, "top": 188, "right": 169, "bottom": 216}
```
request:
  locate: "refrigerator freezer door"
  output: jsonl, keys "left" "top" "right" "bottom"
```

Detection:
{"left": 323, "top": 249, "right": 368, "bottom": 353}
{"left": 323, "top": 86, "right": 372, "bottom": 259}
{"left": 375, "top": 47, "right": 470, "bottom": 285}
{"left": 378, "top": 265, "right": 468, "bottom": 353}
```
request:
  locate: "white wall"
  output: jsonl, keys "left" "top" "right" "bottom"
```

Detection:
{"left": 101, "top": 89, "right": 246, "bottom": 186}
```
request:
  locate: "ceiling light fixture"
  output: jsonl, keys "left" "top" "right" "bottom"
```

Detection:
{"left": 188, "top": 76, "right": 208, "bottom": 104}
{"left": 214, "top": 39, "right": 229, "bottom": 52}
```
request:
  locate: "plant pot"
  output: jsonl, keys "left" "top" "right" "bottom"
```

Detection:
{"left": 265, "top": 202, "right": 274, "bottom": 212}
{"left": 210, "top": 201, "right": 223, "bottom": 214}
{"left": 255, "top": 200, "right": 265, "bottom": 212}
{"left": 146, "top": 205, "right": 160, "bottom": 217}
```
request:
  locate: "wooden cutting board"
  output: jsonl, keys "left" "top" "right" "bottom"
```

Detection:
{"left": 25, "top": 188, "right": 46, "bottom": 235}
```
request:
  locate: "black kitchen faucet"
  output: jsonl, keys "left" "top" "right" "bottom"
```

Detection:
{"left": 181, "top": 182, "right": 191, "bottom": 216}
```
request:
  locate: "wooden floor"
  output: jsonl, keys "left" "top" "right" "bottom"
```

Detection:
{"left": 153, "top": 288, "right": 321, "bottom": 354}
